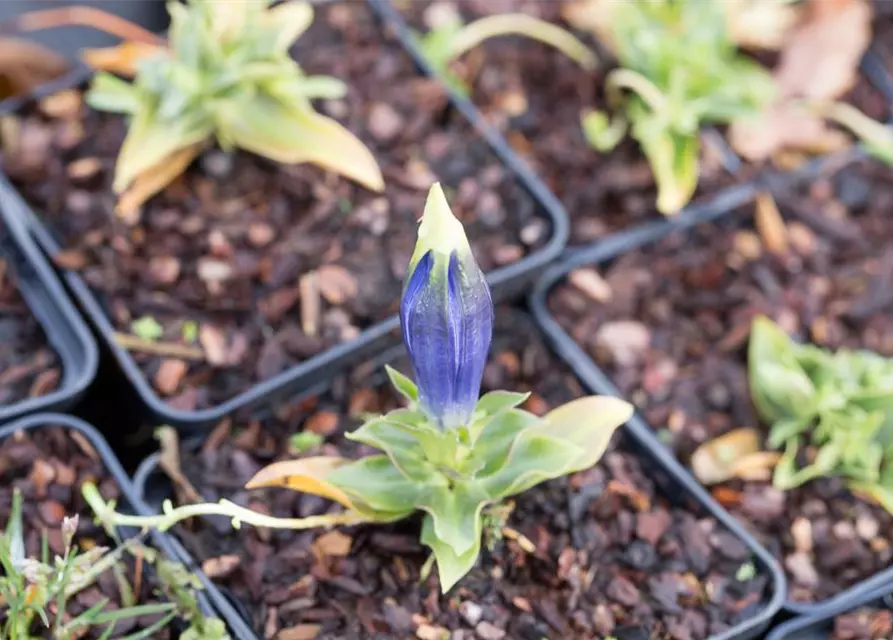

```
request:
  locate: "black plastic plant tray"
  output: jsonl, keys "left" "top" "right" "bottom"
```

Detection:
{"left": 766, "top": 584, "right": 893, "bottom": 640}
{"left": 0, "top": 182, "right": 97, "bottom": 425}
{"left": 0, "top": 412, "right": 226, "bottom": 634}
{"left": 528, "top": 170, "right": 893, "bottom": 619}
{"left": 0, "top": 0, "right": 571, "bottom": 434}
{"left": 132, "top": 309, "right": 785, "bottom": 640}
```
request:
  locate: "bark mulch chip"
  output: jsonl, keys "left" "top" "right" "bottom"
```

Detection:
{"left": 547, "top": 157, "right": 893, "bottom": 603}
{"left": 162, "top": 314, "right": 772, "bottom": 640}
{"left": 0, "top": 2, "right": 547, "bottom": 412}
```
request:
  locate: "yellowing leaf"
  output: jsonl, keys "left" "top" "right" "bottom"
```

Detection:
{"left": 265, "top": 1, "right": 314, "bottom": 51}
{"left": 81, "top": 41, "right": 168, "bottom": 78}
{"left": 725, "top": 0, "right": 799, "bottom": 51}
{"left": 218, "top": 96, "right": 384, "bottom": 192}
{"left": 117, "top": 142, "right": 204, "bottom": 216}
{"left": 245, "top": 456, "right": 356, "bottom": 510}
{"left": 536, "top": 395, "right": 633, "bottom": 471}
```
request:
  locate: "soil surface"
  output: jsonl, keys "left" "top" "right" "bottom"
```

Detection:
{"left": 547, "top": 156, "right": 893, "bottom": 603}
{"left": 0, "top": 253, "right": 60, "bottom": 406}
{"left": 157, "top": 311, "right": 772, "bottom": 640}
{"left": 0, "top": 425, "right": 173, "bottom": 637}
{"left": 403, "top": 0, "right": 891, "bottom": 245}
{"left": 0, "top": 2, "right": 548, "bottom": 412}
{"left": 833, "top": 605, "right": 893, "bottom": 640}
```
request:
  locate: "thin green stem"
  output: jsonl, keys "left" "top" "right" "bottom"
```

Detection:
{"left": 82, "top": 483, "right": 373, "bottom": 534}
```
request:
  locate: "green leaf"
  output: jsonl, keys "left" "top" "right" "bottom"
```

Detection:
{"left": 327, "top": 455, "right": 427, "bottom": 518}
{"left": 182, "top": 321, "right": 199, "bottom": 344}
{"left": 385, "top": 365, "right": 419, "bottom": 404}
{"left": 767, "top": 416, "right": 812, "bottom": 450}
{"left": 420, "top": 513, "right": 481, "bottom": 593}
{"left": 264, "top": 1, "right": 314, "bottom": 51}
{"left": 131, "top": 316, "right": 164, "bottom": 342}
{"left": 416, "top": 482, "right": 489, "bottom": 557}
{"left": 749, "top": 316, "right": 818, "bottom": 423}
{"left": 345, "top": 418, "right": 442, "bottom": 483}
{"left": 474, "top": 391, "right": 530, "bottom": 418}
{"left": 86, "top": 73, "right": 141, "bottom": 114}
{"left": 480, "top": 433, "right": 582, "bottom": 499}
{"left": 465, "top": 409, "right": 540, "bottom": 477}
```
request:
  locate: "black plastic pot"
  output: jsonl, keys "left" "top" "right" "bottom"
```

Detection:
{"left": 766, "top": 584, "right": 893, "bottom": 640}
{"left": 0, "top": 0, "right": 168, "bottom": 61}
{"left": 528, "top": 173, "right": 893, "bottom": 618}
{"left": 133, "top": 309, "right": 785, "bottom": 640}
{"left": 0, "top": 0, "right": 571, "bottom": 433}
{"left": 0, "top": 183, "right": 97, "bottom": 424}
{"left": 0, "top": 412, "right": 225, "bottom": 633}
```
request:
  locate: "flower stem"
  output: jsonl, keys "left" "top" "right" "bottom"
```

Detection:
{"left": 605, "top": 69, "right": 668, "bottom": 114}
{"left": 82, "top": 483, "right": 373, "bottom": 534}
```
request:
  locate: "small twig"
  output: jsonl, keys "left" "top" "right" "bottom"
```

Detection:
{"left": 112, "top": 332, "right": 205, "bottom": 361}
{"left": 501, "top": 526, "right": 536, "bottom": 554}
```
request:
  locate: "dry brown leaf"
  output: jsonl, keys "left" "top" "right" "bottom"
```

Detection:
{"left": 730, "top": 0, "right": 872, "bottom": 162}
{"left": 774, "top": 0, "right": 873, "bottom": 101}
{"left": 116, "top": 142, "right": 204, "bottom": 218}
{"left": 729, "top": 103, "right": 851, "bottom": 162}
{"left": 0, "top": 38, "right": 69, "bottom": 101}
{"left": 81, "top": 41, "right": 167, "bottom": 77}
{"left": 754, "top": 191, "right": 788, "bottom": 255}
{"left": 691, "top": 428, "right": 781, "bottom": 485}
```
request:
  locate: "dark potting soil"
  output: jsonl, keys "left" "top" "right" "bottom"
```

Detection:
{"left": 0, "top": 426, "right": 173, "bottom": 637}
{"left": 402, "top": 0, "right": 890, "bottom": 245}
{"left": 547, "top": 156, "right": 893, "bottom": 603}
{"left": 0, "top": 2, "right": 548, "bottom": 412}
{"left": 163, "top": 312, "right": 771, "bottom": 640}
{"left": 0, "top": 255, "right": 60, "bottom": 405}
{"left": 832, "top": 605, "right": 893, "bottom": 639}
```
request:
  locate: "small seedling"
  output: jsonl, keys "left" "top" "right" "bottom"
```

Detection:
{"left": 131, "top": 315, "right": 164, "bottom": 342}
{"left": 0, "top": 489, "right": 227, "bottom": 639}
{"left": 289, "top": 431, "right": 324, "bottom": 454}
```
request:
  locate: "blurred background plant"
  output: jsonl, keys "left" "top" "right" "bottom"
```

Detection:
{"left": 0, "top": 488, "right": 227, "bottom": 639}
{"left": 80, "top": 0, "right": 384, "bottom": 216}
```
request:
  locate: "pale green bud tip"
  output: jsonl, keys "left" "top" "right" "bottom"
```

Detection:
{"left": 411, "top": 183, "right": 471, "bottom": 266}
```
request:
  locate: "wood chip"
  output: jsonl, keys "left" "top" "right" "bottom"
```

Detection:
{"left": 305, "top": 410, "right": 339, "bottom": 436}
{"left": 199, "top": 324, "right": 229, "bottom": 366}
{"left": 755, "top": 191, "right": 788, "bottom": 255}
{"left": 316, "top": 264, "right": 358, "bottom": 305}
{"left": 154, "top": 359, "right": 188, "bottom": 395}
{"left": 277, "top": 625, "right": 321, "bottom": 640}
{"left": 201, "top": 554, "right": 240, "bottom": 579}
{"left": 300, "top": 272, "right": 320, "bottom": 338}
{"left": 568, "top": 267, "right": 612, "bottom": 302}
{"left": 312, "top": 530, "right": 352, "bottom": 559}
{"left": 67, "top": 157, "right": 102, "bottom": 181}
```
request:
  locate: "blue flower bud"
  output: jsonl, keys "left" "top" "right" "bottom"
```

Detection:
{"left": 400, "top": 183, "right": 494, "bottom": 429}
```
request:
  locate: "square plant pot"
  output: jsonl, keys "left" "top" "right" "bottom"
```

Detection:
{"left": 766, "top": 584, "right": 893, "bottom": 640}
{"left": 0, "top": 412, "right": 229, "bottom": 635}
{"left": 0, "top": 191, "right": 96, "bottom": 424}
{"left": 0, "top": 0, "right": 569, "bottom": 432}
{"left": 530, "top": 156, "right": 893, "bottom": 616}
{"left": 133, "top": 308, "right": 784, "bottom": 640}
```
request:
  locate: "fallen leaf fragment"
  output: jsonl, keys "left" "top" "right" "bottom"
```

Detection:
{"left": 201, "top": 554, "right": 240, "bottom": 579}
{"left": 276, "top": 624, "right": 321, "bottom": 640}
{"left": 156, "top": 426, "right": 203, "bottom": 504}
{"left": 691, "top": 428, "right": 781, "bottom": 485}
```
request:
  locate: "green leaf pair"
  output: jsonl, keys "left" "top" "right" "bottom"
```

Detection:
{"left": 87, "top": 0, "right": 383, "bottom": 212}
{"left": 749, "top": 316, "right": 893, "bottom": 505}
{"left": 570, "top": 0, "right": 775, "bottom": 215}
{"left": 297, "top": 366, "right": 632, "bottom": 591}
